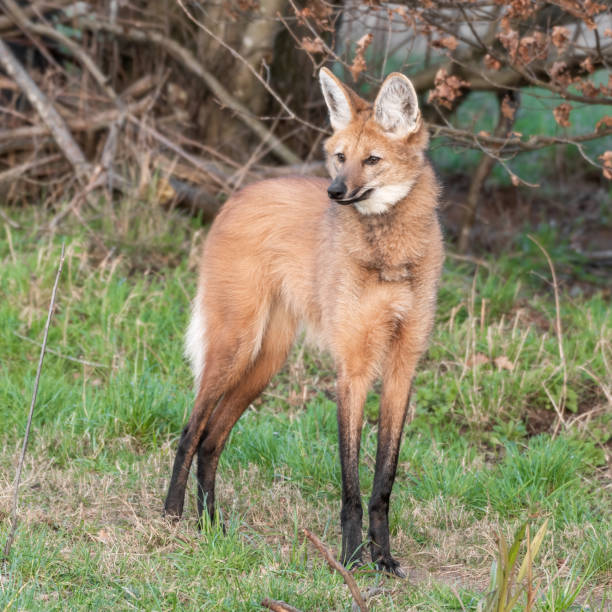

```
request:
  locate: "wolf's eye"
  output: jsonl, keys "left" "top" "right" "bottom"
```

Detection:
{"left": 335, "top": 153, "right": 346, "bottom": 163}
{"left": 364, "top": 155, "right": 381, "bottom": 166}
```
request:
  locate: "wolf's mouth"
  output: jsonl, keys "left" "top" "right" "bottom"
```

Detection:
{"left": 335, "top": 188, "right": 374, "bottom": 205}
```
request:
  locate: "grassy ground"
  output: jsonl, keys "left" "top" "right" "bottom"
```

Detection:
{"left": 0, "top": 200, "right": 610, "bottom": 611}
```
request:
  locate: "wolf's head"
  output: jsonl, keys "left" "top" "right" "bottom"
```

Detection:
{"left": 319, "top": 68, "right": 428, "bottom": 216}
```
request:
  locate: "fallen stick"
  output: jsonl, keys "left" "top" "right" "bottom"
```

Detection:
{"left": 0, "top": 154, "right": 61, "bottom": 185}
{"left": 302, "top": 528, "right": 368, "bottom": 612}
{"left": 0, "top": 98, "right": 151, "bottom": 158}
{"left": 2, "top": 244, "right": 65, "bottom": 566}
{"left": 0, "top": 38, "right": 90, "bottom": 177}
{"left": 261, "top": 598, "right": 303, "bottom": 612}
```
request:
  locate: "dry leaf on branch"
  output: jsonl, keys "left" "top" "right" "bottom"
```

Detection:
{"left": 501, "top": 95, "right": 516, "bottom": 120}
{"left": 350, "top": 33, "right": 373, "bottom": 82}
{"left": 553, "top": 103, "right": 572, "bottom": 127}
{"left": 580, "top": 56, "right": 595, "bottom": 73}
{"left": 498, "top": 29, "right": 519, "bottom": 62}
{"left": 557, "top": 0, "right": 606, "bottom": 30}
{"left": 296, "top": 0, "right": 333, "bottom": 30}
{"left": 432, "top": 35, "right": 458, "bottom": 51}
{"left": 551, "top": 26, "right": 570, "bottom": 50}
{"left": 595, "top": 116, "right": 612, "bottom": 131}
{"left": 484, "top": 54, "right": 502, "bottom": 71}
{"left": 506, "top": 0, "right": 537, "bottom": 20}
{"left": 599, "top": 151, "right": 612, "bottom": 180}
{"left": 517, "top": 32, "right": 546, "bottom": 65}
{"left": 300, "top": 36, "right": 325, "bottom": 54}
{"left": 576, "top": 78, "right": 599, "bottom": 98}
{"left": 428, "top": 68, "right": 470, "bottom": 109}
{"left": 550, "top": 61, "right": 573, "bottom": 87}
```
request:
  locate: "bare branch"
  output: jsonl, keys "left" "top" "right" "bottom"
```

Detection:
{"left": 0, "top": 38, "right": 90, "bottom": 176}
{"left": 302, "top": 528, "right": 368, "bottom": 612}
{"left": 261, "top": 598, "right": 303, "bottom": 612}
{"left": 2, "top": 0, "right": 123, "bottom": 107}
{"left": 77, "top": 17, "right": 303, "bottom": 165}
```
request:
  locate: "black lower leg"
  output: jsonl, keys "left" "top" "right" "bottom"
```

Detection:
{"left": 368, "top": 459, "right": 403, "bottom": 576}
{"left": 164, "top": 395, "right": 218, "bottom": 518}
{"left": 368, "top": 401, "right": 410, "bottom": 577}
{"left": 337, "top": 396, "right": 364, "bottom": 567}
{"left": 164, "top": 425, "right": 194, "bottom": 517}
{"left": 196, "top": 438, "right": 220, "bottom": 525}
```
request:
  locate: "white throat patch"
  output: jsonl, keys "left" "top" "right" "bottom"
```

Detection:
{"left": 354, "top": 181, "right": 415, "bottom": 215}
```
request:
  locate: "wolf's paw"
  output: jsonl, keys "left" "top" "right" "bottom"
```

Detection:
{"left": 375, "top": 556, "right": 406, "bottom": 578}
{"left": 163, "top": 499, "right": 183, "bottom": 521}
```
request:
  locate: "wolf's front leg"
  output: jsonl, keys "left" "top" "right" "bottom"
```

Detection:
{"left": 336, "top": 374, "right": 369, "bottom": 568}
{"left": 368, "top": 337, "right": 420, "bottom": 577}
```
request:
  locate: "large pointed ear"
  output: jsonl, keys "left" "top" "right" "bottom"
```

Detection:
{"left": 374, "top": 73, "right": 420, "bottom": 138}
{"left": 319, "top": 67, "right": 354, "bottom": 131}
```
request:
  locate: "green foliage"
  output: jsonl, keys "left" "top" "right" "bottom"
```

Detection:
{"left": 479, "top": 520, "right": 549, "bottom": 612}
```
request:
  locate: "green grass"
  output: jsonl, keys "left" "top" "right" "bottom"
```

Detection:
{"left": 0, "top": 201, "right": 610, "bottom": 610}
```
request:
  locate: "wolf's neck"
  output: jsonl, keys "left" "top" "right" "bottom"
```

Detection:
{"left": 353, "top": 168, "right": 439, "bottom": 271}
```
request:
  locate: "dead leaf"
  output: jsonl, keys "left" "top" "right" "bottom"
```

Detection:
{"left": 553, "top": 103, "right": 572, "bottom": 127}
{"left": 95, "top": 528, "right": 113, "bottom": 544}
{"left": 296, "top": 0, "right": 333, "bottom": 31}
{"left": 501, "top": 95, "right": 516, "bottom": 120}
{"left": 580, "top": 56, "right": 595, "bottom": 73}
{"left": 550, "top": 61, "right": 572, "bottom": 87}
{"left": 467, "top": 353, "right": 489, "bottom": 367}
{"left": 484, "top": 54, "right": 501, "bottom": 71}
{"left": 300, "top": 36, "right": 325, "bottom": 55}
{"left": 433, "top": 35, "right": 458, "bottom": 51}
{"left": 428, "top": 68, "right": 470, "bottom": 109}
{"left": 576, "top": 78, "right": 599, "bottom": 97}
{"left": 350, "top": 33, "right": 373, "bottom": 82}
{"left": 551, "top": 26, "right": 570, "bottom": 49}
{"left": 599, "top": 151, "right": 612, "bottom": 180}
{"left": 494, "top": 356, "right": 514, "bottom": 372}
{"left": 498, "top": 29, "right": 519, "bottom": 62}
{"left": 517, "top": 33, "right": 546, "bottom": 65}
{"left": 595, "top": 116, "right": 612, "bottom": 131}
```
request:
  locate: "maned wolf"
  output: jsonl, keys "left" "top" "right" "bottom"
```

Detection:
{"left": 165, "top": 68, "right": 444, "bottom": 576}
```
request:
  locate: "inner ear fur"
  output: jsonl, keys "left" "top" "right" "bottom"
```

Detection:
{"left": 319, "top": 67, "right": 356, "bottom": 131}
{"left": 374, "top": 72, "right": 421, "bottom": 138}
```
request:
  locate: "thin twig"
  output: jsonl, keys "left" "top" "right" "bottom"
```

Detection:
{"left": 0, "top": 208, "right": 20, "bottom": 229}
{"left": 2, "top": 243, "right": 65, "bottom": 566}
{"left": 13, "top": 331, "right": 108, "bottom": 369}
{"left": 302, "top": 528, "right": 368, "bottom": 612}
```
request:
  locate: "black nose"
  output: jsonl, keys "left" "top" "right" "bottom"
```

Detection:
{"left": 327, "top": 177, "right": 347, "bottom": 200}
